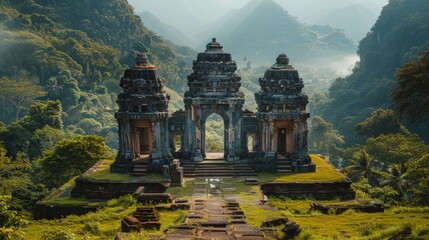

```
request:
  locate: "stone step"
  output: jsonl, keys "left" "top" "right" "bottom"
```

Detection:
{"left": 132, "top": 159, "right": 150, "bottom": 177}
{"left": 134, "top": 164, "right": 148, "bottom": 167}
{"left": 182, "top": 159, "right": 257, "bottom": 178}
{"left": 190, "top": 171, "right": 256, "bottom": 175}
{"left": 131, "top": 173, "right": 147, "bottom": 176}
{"left": 192, "top": 166, "right": 234, "bottom": 169}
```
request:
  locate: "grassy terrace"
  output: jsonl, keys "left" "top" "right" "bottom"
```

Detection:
{"left": 37, "top": 177, "right": 102, "bottom": 207}
{"left": 81, "top": 159, "right": 163, "bottom": 182}
{"left": 22, "top": 155, "right": 429, "bottom": 239}
{"left": 258, "top": 154, "right": 345, "bottom": 183}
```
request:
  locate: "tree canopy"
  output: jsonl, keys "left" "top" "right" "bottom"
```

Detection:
{"left": 355, "top": 109, "right": 409, "bottom": 138}
{"left": 392, "top": 49, "right": 429, "bottom": 123}
{"left": 39, "top": 135, "right": 108, "bottom": 188}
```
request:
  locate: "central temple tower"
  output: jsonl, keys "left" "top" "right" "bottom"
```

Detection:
{"left": 183, "top": 38, "right": 245, "bottom": 161}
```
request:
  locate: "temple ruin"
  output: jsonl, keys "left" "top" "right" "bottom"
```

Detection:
{"left": 111, "top": 53, "right": 172, "bottom": 173}
{"left": 111, "top": 38, "right": 314, "bottom": 174}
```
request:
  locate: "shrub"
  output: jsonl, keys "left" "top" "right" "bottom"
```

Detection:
{"left": 40, "top": 229, "right": 75, "bottom": 240}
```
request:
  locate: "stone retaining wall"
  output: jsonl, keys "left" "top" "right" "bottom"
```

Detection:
{"left": 260, "top": 180, "right": 355, "bottom": 200}
{"left": 70, "top": 177, "right": 168, "bottom": 199}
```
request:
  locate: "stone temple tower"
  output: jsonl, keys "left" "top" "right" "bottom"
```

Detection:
{"left": 183, "top": 38, "right": 245, "bottom": 162}
{"left": 111, "top": 53, "right": 172, "bottom": 173}
{"left": 255, "top": 54, "right": 314, "bottom": 173}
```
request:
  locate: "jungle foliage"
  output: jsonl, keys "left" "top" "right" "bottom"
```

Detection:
{"left": 317, "top": 0, "right": 429, "bottom": 145}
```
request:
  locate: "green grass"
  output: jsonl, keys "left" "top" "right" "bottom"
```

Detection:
{"left": 167, "top": 179, "right": 195, "bottom": 198}
{"left": 19, "top": 156, "right": 429, "bottom": 239}
{"left": 268, "top": 198, "right": 429, "bottom": 239}
{"left": 37, "top": 176, "right": 103, "bottom": 206}
{"left": 258, "top": 154, "right": 345, "bottom": 183}
{"left": 20, "top": 195, "right": 189, "bottom": 240}
{"left": 81, "top": 159, "right": 163, "bottom": 182}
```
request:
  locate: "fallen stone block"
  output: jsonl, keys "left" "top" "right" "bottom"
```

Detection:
{"left": 121, "top": 216, "right": 140, "bottom": 232}
{"left": 282, "top": 221, "right": 301, "bottom": 239}
{"left": 261, "top": 217, "right": 288, "bottom": 227}
{"left": 141, "top": 221, "right": 161, "bottom": 230}
{"left": 132, "top": 186, "right": 145, "bottom": 199}
{"left": 136, "top": 193, "right": 173, "bottom": 204}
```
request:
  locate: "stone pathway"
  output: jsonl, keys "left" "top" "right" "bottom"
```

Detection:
{"left": 164, "top": 178, "right": 276, "bottom": 240}
{"left": 192, "top": 178, "right": 236, "bottom": 198}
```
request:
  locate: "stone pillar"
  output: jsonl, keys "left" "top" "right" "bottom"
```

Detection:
{"left": 227, "top": 110, "right": 235, "bottom": 161}
{"left": 293, "top": 121, "right": 299, "bottom": 152}
{"left": 183, "top": 103, "right": 192, "bottom": 155}
{"left": 286, "top": 126, "right": 294, "bottom": 153}
{"left": 268, "top": 121, "right": 274, "bottom": 152}
{"left": 234, "top": 109, "right": 243, "bottom": 159}
{"left": 118, "top": 119, "right": 126, "bottom": 157}
{"left": 273, "top": 127, "right": 278, "bottom": 152}
{"left": 125, "top": 120, "right": 131, "bottom": 152}
{"left": 264, "top": 121, "right": 269, "bottom": 152}
{"left": 162, "top": 118, "right": 172, "bottom": 161}
{"left": 201, "top": 120, "right": 206, "bottom": 157}
{"left": 151, "top": 121, "right": 162, "bottom": 160}
{"left": 170, "top": 133, "right": 176, "bottom": 152}
{"left": 223, "top": 120, "right": 229, "bottom": 158}
{"left": 191, "top": 106, "right": 203, "bottom": 162}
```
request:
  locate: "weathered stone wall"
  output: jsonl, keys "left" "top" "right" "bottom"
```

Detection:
{"left": 70, "top": 177, "right": 167, "bottom": 199}
{"left": 34, "top": 203, "right": 97, "bottom": 220}
{"left": 261, "top": 180, "right": 355, "bottom": 200}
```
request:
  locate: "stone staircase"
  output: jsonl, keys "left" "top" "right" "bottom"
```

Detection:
{"left": 131, "top": 158, "right": 150, "bottom": 176}
{"left": 276, "top": 153, "right": 292, "bottom": 174}
{"left": 182, "top": 158, "right": 257, "bottom": 177}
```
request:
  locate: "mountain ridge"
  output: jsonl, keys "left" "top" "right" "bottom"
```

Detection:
{"left": 200, "top": 0, "right": 355, "bottom": 66}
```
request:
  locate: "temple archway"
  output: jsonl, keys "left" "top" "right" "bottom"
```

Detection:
{"left": 183, "top": 39, "right": 244, "bottom": 162}
{"left": 202, "top": 113, "right": 226, "bottom": 158}
{"left": 247, "top": 135, "right": 254, "bottom": 152}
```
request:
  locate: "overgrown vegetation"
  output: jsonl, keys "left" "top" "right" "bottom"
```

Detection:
{"left": 317, "top": 0, "right": 429, "bottom": 144}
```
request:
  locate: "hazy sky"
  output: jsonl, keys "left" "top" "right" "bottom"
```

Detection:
{"left": 129, "top": 0, "right": 389, "bottom": 27}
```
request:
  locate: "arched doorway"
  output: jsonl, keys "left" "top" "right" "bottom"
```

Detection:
{"left": 203, "top": 113, "right": 225, "bottom": 158}
{"left": 247, "top": 135, "right": 254, "bottom": 152}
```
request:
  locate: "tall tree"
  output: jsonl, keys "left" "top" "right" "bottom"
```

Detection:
{"left": 0, "top": 79, "right": 46, "bottom": 122}
{"left": 39, "top": 135, "right": 108, "bottom": 188}
{"left": 407, "top": 154, "right": 429, "bottom": 206}
{"left": 392, "top": 49, "right": 429, "bottom": 123}
{"left": 365, "top": 133, "right": 429, "bottom": 169}
{"left": 308, "top": 116, "right": 344, "bottom": 155}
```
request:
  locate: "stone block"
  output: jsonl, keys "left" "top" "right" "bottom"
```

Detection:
{"left": 121, "top": 216, "right": 140, "bottom": 232}
{"left": 282, "top": 221, "right": 302, "bottom": 239}
{"left": 261, "top": 217, "right": 288, "bottom": 227}
{"left": 141, "top": 221, "right": 161, "bottom": 230}
{"left": 132, "top": 186, "right": 145, "bottom": 199}
{"left": 136, "top": 193, "right": 173, "bottom": 204}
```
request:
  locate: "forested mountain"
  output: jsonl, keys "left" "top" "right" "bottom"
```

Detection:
{"left": 0, "top": 0, "right": 197, "bottom": 217}
{"left": 201, "top": 0, "right": 356, "bottom": 66}
{"left": 0, "top": 0, "right": 186, "bottom": 93}
{"left": 139, "top": 11, "right": 196, "bottom": 48}
{"left": 130, "top": 0, "right": 230, "bottom": 37}
{"left": 318, "top": 0, "right": 429, "bottom": 144}
{"left": 319, "top": 4, "right": 377, "bottom": 43}
{"left": 0, "top": 0, "right": 194, "bottom": 148}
